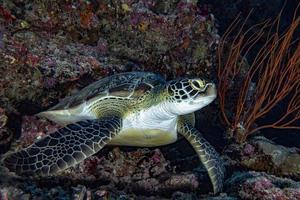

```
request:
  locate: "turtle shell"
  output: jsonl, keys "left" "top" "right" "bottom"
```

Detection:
{"left": 48, "top": 72, "right": 166, "bottom": 111}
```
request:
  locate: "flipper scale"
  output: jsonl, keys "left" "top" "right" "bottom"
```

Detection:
{"left": 3, "top": 116, "right": 122, "bottom": 176}
{"left": 177, "top": 119, "right": 225, "bottom": 194}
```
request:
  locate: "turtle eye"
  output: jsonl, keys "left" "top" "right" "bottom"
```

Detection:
{"left": 190, "top": 80, "right": 205, "bottom": 90}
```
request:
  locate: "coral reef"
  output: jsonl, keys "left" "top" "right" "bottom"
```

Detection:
{"left": 0, "top": 145, "right": 215, "bottom": 199}
{"left": 0, "top": 0, "right": 219, "bottom": 114}
{"left": 1, "top": 0, "right": 300, "bottom": 199}
{"left": 0, "top": 107, "right": 12, "bottom": 153}
{"left": 74, "top": 148, "right": 201, "bottom": 195}
{"left": 19, "top": 116, "right": 60, "bottom": 147}
{"left": 0, "top": 32, "right": 104, "bottom": 111}
{"left": 225, "top": 171, "right": 300, "bottom": 200}
{"left": 240, "top": 137, "right": 300, "bottom": 180}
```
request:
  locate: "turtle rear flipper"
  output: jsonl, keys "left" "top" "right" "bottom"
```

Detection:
{"left": 3, "top": 116, "right": 122, "bottom": 176}
{"left": 177, "top": 119, "right": 225, "bottom": 194}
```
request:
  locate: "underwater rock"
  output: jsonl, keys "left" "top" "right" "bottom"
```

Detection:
{"left": 0, "top": 186, "right": 28, "bottom": 200}
{"left": 0, "top": 0, "right": 220, "bottom": 120}
{"left": 0, "top": 183, "right": 85, "bottom": 200}
{"left": 240, "top": 137, "right": 300, "bottom": 180}
{"left": 225, "top": 171, "right": 300, "bottom": 200}
{"left": 205, "top": 194, "right": 238, "bottom": 200}
{"left": 72, "top": 185, "right": 87, "bottom": 200}
{"left": 0, "top": 107, "right": 13, "bottom": 153}
{"left": 57, "top": 147, "right": 207, "bottom": 195}
{"left": 0, "top": 32, "right": 102, "bottom": 112}
{"left": 0, "top": 146, "right": 216, "bottom": 199}
{"left": 94, "top": 0, "right": 219, "bottom": 78}
{"left": 19, "top": 115, "right": 60, "bottom": 148}
{"left": 2, "top": 0, "right": 219, "bottom": 77}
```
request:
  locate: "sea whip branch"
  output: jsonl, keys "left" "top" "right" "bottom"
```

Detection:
{"left": 217, "top": 6, "right": 300, "bottom": 143}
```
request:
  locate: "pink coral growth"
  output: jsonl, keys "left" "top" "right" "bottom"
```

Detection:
{"left": 83, "top": 156, "right": 104, "bottom": 175}
{"left": 253, "top": 177, "right": 273, "bottom": 191}
{"left": 240, "top": 175, "right": 300, "bottom": 200}
{"left": 177, "top": 1, "right": 197, "bottom": 13}
{"left": 243, "top": 143, "right": 256, "bottom": 156}
{"left": 20, "top": 116, "right": 60, "bottom": 147}
{"left": 150, "top": 149, "right": 162, "bottom": 164}
{"left": 0, "top": 5, "right": 15, "bottom": 22}
{"left": 43, "top": 77, "right": 58, "bottom": 89}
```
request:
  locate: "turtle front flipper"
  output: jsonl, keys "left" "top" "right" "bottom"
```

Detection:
{"left": 3, "top": 116, "right": 122, "bottom": 176}
{"left": 177, "top": 119, "right": 225, "bottom": 194}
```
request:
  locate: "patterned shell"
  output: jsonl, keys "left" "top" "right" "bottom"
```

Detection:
{"left": 48, "top": 72, "right": 166, "bottom": 110}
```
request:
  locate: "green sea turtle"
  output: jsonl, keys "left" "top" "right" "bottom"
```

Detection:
{"left": 3, "top": 72, "right": 225, "bottom": 193}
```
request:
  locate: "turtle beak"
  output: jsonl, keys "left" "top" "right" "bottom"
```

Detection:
{"left": 205, "top": 83, "right": 217, "bottom": 98}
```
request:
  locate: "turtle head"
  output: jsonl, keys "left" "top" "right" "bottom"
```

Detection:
{"left": 164, "top": 78, "right": 216, "bottom": 115}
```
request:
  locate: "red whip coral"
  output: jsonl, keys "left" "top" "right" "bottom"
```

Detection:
{"left": 217, "top": 5, "right": 300, "bottom": 143}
